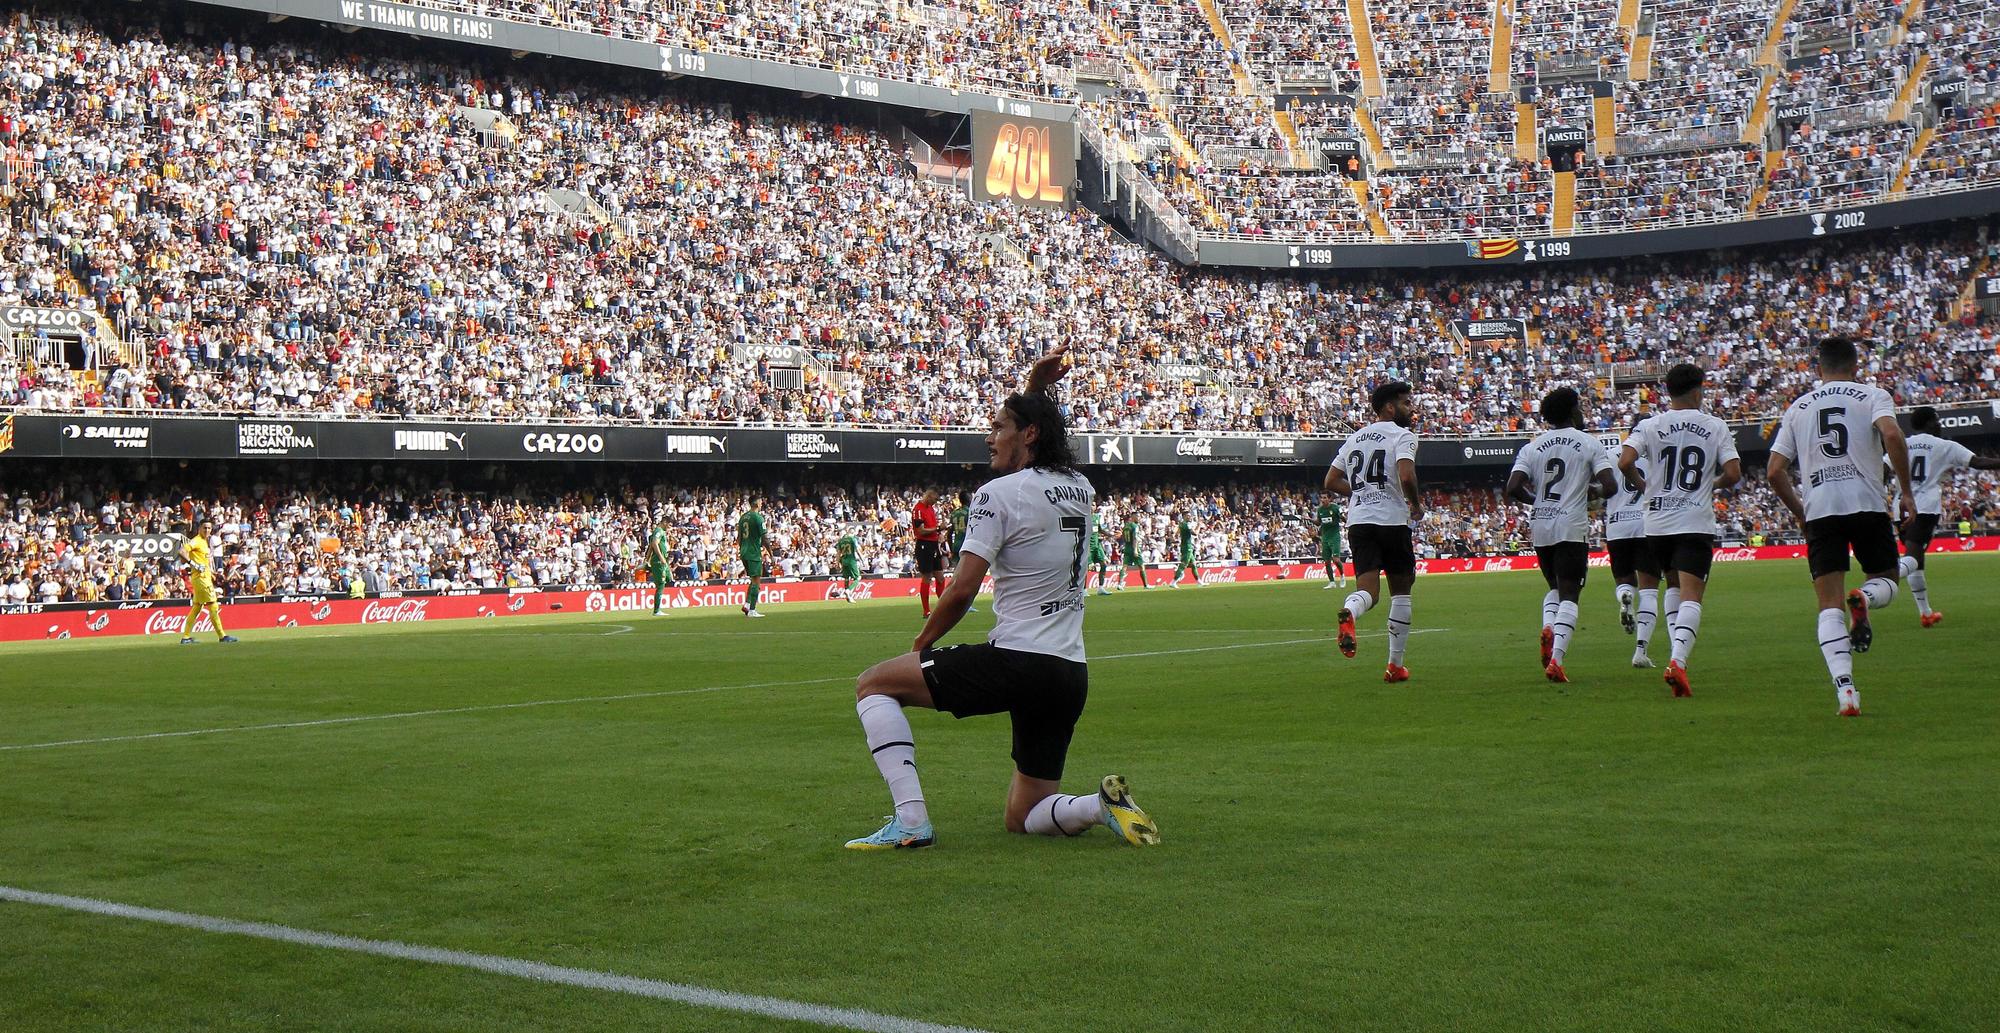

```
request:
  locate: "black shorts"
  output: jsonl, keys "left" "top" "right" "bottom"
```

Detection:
{"left": 1349, "top": 523, "right": 1416, "bottom": 577}
{"left": 1806, "top": 512, "right": 1899, "bottom": 579}
{"left": 1647, "top": 533, "right": 1716, "bottom": 581}
{"left": 1899, "top": 513, "right": 1941, "bottom": 567}
{"left": 915, "top": 540, "right": 945, "bottom": 574}
{"left": 1606, "top": 536, "right": 1656, "bottom": 580}
{"left": 1535, "top": 542, "right": 1589, "bottom": 587}
{"left": 920, "top": 642, "right": 1088, "bottom": 781}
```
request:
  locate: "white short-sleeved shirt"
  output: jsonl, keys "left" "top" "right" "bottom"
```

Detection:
{"left": 1333, "top": 421, "right": 1420, "bottom": 528}
{"left": 1628, "top": 410, "right": 1740, "bottom": 537}
{"left": 1901, "top": 432, "right": 1975, "bottom": 516}
{"left": 1510, "top": 428, "right": 1612, "bottom": 546}
{"left": 958, "top": 466, "right": 1095, "bottom": 663}
{"left": 1601, "top": 439, "right": 1649, "bottom": 541}
{"left": 1770, "top": 381, "right": 1896, "bottom": 521}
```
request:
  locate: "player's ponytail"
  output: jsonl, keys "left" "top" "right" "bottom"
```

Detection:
{"left": 1002, "top": 391, "right": 1076, "bottom": 472}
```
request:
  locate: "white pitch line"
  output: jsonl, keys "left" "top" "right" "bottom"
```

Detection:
{"left": 0, "top": 677, "right": 846, "bottom": 753}
{"left": 0, "top": 631, "right": 1449, "bottom": 753}
{"left": 0, "top": 885, "right": 991, "bottom": 1033}
{"left": 603, "top": 624, "right": 635, "bottom": 636}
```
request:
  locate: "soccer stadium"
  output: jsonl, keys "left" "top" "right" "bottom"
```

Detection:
{"left": 3, "top": 0, "right": 1999, "bottom": 1028}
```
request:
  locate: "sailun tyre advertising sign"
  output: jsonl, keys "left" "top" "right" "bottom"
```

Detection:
{"left": 1, "top": 411, "right": 1994, "bottom": 467}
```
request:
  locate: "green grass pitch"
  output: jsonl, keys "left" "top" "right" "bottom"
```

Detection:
{"left": 3, "top": 556, "right": 1997, "bottom": 1032}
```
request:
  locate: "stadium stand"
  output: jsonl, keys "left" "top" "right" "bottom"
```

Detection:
{"left": 0, "top": 0, "right": 1998, "bottom": 444}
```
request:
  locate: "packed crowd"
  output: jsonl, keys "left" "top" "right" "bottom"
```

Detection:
{"left": 6, "top": 461, "right": 1995, "bottom": 606}
{"left": 1571, "top": 148, "right": 1761, "bottom": 230}
{"left": 1, "top": 0, "right": 2000, "bottom": 442}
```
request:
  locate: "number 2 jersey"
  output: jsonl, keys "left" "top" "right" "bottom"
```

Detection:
{"left": 1333, "top": 420, "right": 1419, "bottom": 528}
{"left": 959, "top": 465, "right": 1096, "bottom": 663}
{"left": 1509, "top": 428, "right": 1611, "bottom": 547}
{"left": 1628, "top": 409, "right": 1740, "bottom": 537}
{"left": 1770, "top": 381, "right": 1895, "bottom": 521}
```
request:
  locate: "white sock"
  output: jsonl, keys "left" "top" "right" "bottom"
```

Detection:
{"left": 1663, "top": 586, "right": 1682, "bottom": 638}
{"left": 1634, "top": 588, "right": 1659, "bottom": 649}
{"left": 1860, "top": 576, "right": 1896, "bottom": 611}
{"left": 1551, "top": 600, "right": 1579, "bottom": 663}
{"left": 1541, "top": 589, "right": 1559, "bottom": 631}
{"left": 1616, "top": 583, "right": 1635, "bottom": 609}
{"left": 1909, "top": 570, "right": 1930, "bottom": 615}
{"left": 1897, "top": 554, "right": 1919, "bottom": 579}
{"left": 857, "top": 695, "right": 928, "bottom": 827}
{"left": 1670, "top": 600, "right": 1702, "bottom": 665}
{"left": 1023, "top": 794, "right": 1104, "bottom": 837}
{"left": 1386, "top": 595, "right": 1412, "bottom": 665}
{"left": 1343, "top": 590, "right": 1376, "bottom": 619}
{"left": 1818, "top": 607, "right": 1854, "bottom": 694}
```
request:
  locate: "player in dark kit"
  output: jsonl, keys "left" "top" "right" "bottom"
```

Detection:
{"left": 844, "top": 344, "right": 1157, "bottom": 851}
{"left": 911, "top": 489, "right": 947, "bottom": 618}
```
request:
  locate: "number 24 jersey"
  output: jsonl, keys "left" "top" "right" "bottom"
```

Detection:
{"left": 1627, "top": 410, "right": 1739, "bottom": 537}
{"left": 1333, "top": 421, "right": 1419, "bottom": 528}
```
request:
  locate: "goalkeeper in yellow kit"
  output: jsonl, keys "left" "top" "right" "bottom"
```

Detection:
{"left": 178, "top": 520, "right": 238, "bottom": 645}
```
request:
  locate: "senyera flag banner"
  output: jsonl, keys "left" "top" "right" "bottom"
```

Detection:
{"left": 6, "top": 538, "right": 1997, "bottom": 642}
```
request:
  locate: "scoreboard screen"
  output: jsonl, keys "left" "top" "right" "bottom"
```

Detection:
{"left": 970, "top": 110, "right": 1076, "bottom": 209}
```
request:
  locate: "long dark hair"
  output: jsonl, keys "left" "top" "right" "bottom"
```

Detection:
{"left": 1002, "top": 391, "right": 1076, "bottom": 471}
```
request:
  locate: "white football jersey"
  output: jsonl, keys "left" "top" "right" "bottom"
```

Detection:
{"left": 1628, "top": 410, "right": 1739, "bottom": 536}
{"left": 958, "top": 466, "right": 1095, "bottom": 663}
{"left": 1510, "top": 428, "right": 1611, "bottom": 547}
{"left": 1334, "top": 421, "right": 1420, "bottom": 527}
{"left": 1602, "top": 441, "right": 1649, "bottom": 542}
{"left": 1770, "top": 382, "right": 1896, "bottom": 521}
{"left": 1901, "top": 432, "right": 1975, "bottom": 516}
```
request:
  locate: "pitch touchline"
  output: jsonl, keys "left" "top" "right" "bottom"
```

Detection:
{"left": 0, "top": 632, "right": 1446, "bottom": 753}
{"left": 0, "top": 885, "right": 990, "bottom": 1033}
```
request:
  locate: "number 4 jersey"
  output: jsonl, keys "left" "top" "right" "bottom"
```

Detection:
{"left": 1629, "top": 409, "right": 1740, "bottom": 536}
{"left": 958, "top": 465, "right": 1097, "bottom": 663}
{"left": 1334, "top": 420, "right": 1419, "bottom": 528}
{"left": 1770, "top": 381, "right": 1896, "bottom": 521}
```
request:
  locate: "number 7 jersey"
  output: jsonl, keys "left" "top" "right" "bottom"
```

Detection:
{"left": 1334, "top": 420, "right": 1420, "bottom": 528}
{"left": 959, "top": 465, "right": 1097, "bottom": 663}
{"left": 1629, "top": 410, "right": 1740, "bottom": 536}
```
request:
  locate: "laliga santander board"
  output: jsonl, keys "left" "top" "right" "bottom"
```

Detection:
{"left": 6, "top": 538, "right": 1999, "bottom": 642}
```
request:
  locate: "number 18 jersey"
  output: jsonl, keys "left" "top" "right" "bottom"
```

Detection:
{"left": 1629, "top": 410, "right": 1739, "bottom": 537}
{"left": 1334, "top": 421, "right": 1420, "bottom": 528}
{"left": 1770, "top": 381, "right": 1895, "bottom": 521}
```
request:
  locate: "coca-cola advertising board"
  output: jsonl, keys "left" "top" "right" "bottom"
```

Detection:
{"left": 7, "top": 539, "right": 1997, "bottom": 642}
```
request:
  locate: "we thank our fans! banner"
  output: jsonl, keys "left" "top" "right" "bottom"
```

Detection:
{"left": 5, "top": 539, "right": 1997, "bottom": 642}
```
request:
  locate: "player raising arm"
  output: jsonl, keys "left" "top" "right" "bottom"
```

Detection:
{"left": 1325, "top": 381, "right": 1422, "bottom": 682}
{"left": 835, "top": 530, "right": 863, "bottom": 603}
{"left": 1619, "top": 364, "right": 1740, "bottom": 698}
{"left": 1893, "top": 406, "right": 2000, "bottom": 626}
{"left": 1505, "top": 388, "right": 1618, "bottom": 683}
{"left": 843, "top": 344, "right": 1158, "bottom": 851}
{"left": 1767, "top": 337, "right": 1914, "bottom": 717}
